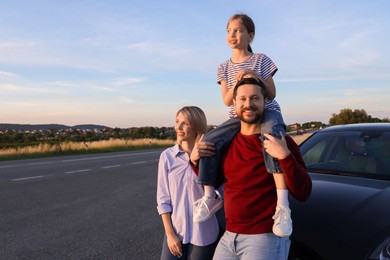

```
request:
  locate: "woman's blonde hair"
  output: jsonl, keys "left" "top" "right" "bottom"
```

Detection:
{"left": 176, "top": 106, "right": 207, "bottom": 141}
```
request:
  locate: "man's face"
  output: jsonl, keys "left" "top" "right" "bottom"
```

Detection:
{"left": 233, "top": 84, "right": 265, "bottom": 124}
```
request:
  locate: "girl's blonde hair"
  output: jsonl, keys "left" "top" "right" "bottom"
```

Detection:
{"left": 176, "top": 106, "right": 207, "bottom": 141}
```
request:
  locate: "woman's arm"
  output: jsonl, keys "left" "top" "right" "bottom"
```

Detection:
{"left": 190, "top": 134, "right": 215, "bottom": 167}
{"left": 161, "top": 213, "right": 182, "bottom": 258}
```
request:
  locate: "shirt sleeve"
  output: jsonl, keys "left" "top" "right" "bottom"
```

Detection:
{"left": 278, "top": 136, "right": 312, "bottom": 201}
{"left": 260, "top": 54, "right": 278, "bottom": 79}
{"left": 217, "top": 63, "right": 226, "bottom": 85}
{"left": 156, "top": 152, "right": 173, "bottom": 214}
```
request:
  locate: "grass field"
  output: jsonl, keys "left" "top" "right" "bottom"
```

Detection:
{"left": 0, "top": 133, "right": 312, "bottom": 161}
{"left": 290, "top": 132, "right": 312, "bottom": 145}
{"left": 0, "top": 138, "right": 175, "bottom": 161}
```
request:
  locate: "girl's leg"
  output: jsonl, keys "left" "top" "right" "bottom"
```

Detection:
{"left": 198, "top": 117, "right": 240, "bottom": 186}
{"left": 193, "top": 117, "right": 240, "bottom": 223}
{"left": 272, "top": 174, "right": 292, "bottom": 237}
{"left": 260, "top": 110, "right": 292, "bottom": 237}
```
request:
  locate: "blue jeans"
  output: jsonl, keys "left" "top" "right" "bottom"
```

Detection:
{"left": 160, "top": 235, "right": 217, "bottom": 260}
{"left": 198, "top": 109, "right": 286, "bottom": 186}
{"left": 213, "top": 231, "right": 290, "bottom": 260}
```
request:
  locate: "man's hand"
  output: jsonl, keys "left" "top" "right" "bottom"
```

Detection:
{"left": 263, "top": 132, "right": 291, "bottom": 160}
{"left": 190, "top": 134, "right": 215, "bottom": 166}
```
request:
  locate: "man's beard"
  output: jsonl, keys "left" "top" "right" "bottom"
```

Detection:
{"left": 237, "top": 106, "right": 263, "bottom": 124}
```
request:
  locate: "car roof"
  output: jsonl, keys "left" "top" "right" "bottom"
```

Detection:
{"left": 320, "top": 123, "right": 390, "bottom": 132}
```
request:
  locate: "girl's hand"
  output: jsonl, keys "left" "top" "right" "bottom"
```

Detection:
{"left": 167, "top": 234, "right": 183, "bottom": 257}
{"left": 236, "top": 69, "right": 261, "bottom": 82}
{"left": 190, "top": 134, "right": 215, "bottom": 166}
{"left": 263, "top": 132, "right": 290, "bottom": 160}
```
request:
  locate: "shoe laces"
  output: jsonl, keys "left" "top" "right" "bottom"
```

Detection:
{"left": 273, "top": 206, "right": 290, "bottom": 222}
{"left": 194, "top": 196, "right": 211, "bottom": 216}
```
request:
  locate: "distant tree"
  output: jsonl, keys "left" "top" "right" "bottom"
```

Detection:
{"left": 24, "top": 133, "right": 38, "bottom": 143}
{"left": 112, "top": 127, "right": 122, "bottom": 138}
{"left": 12, "top": 133, "right": 25, "bottom": 143}
{"left": 329, "top": 108, "right": 387, "bottom": 125}
{"left": 301, "top": 121, "right": 325, "bottom": 129}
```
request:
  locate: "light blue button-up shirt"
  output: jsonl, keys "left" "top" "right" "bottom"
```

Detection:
{"left": 156, "top": 144, "right": 219, "bottom": 246}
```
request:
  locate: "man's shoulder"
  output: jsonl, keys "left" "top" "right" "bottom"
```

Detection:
{"left": 285, "top": 135, "right": 296, "bottom": 144}
{"left": 285, "top": 135, "right": 300, "bottom": 152}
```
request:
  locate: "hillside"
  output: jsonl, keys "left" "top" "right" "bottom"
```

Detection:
{"left": 0, "top": 124, "right": 110, "bottom": 131}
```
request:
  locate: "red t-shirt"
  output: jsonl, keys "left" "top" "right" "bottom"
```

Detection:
{"left": 222, "top": 132, "right": 311, "bottom": 234}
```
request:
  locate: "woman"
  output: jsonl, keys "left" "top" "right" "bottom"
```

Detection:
{"left": 156, "top": 106, "right": 219, "bottom": 260}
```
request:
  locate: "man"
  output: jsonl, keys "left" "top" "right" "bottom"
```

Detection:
{"left": 211, "top": 74, "right": 312, "bottom": 259}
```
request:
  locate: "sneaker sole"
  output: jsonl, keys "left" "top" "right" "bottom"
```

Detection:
{"left": 272, "top": 227, "right": 292, "bottom": 237}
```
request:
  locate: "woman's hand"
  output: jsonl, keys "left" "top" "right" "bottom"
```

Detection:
{"left": 167, "top": 233, "right": 183, "bottom": 258}
{"left": 190, "top": 134, "right": 215, "bottom": 166}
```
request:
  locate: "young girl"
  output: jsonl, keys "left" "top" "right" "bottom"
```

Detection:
{"left": 193, "top": 13, "right": 292, "bottom": 238}
{"left": 156, "top": 106, "right": 219, "bottom": 260}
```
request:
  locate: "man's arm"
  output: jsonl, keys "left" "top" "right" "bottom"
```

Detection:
{"left": 278, "top": 136, "right": 312, "bottom": 201}
{"left": 262, "top": 133, "right": 312, "bottom": 201}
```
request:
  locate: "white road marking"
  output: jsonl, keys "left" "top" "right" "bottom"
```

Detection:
{"left": 128, "top": 161, "right": 146, "bottom": 165}
{"left": 61, "top": 151, "right": 160, "bottom": 163}
{"left": 65, "top": 169, "right": 91, "bottom": 174}
{"left": 28, "top": 162, "right": 51, "bottom": 166}
{"left": 102, "top": 165, "right": 121, "bottom": 169}
{"left": 12, "top": 176, "right": 44, "bottom": 181}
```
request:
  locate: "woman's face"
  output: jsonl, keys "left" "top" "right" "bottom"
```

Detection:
{"left": 175, "top": 112, "right": 197, "bottom": 143}
{"left": 226, "top": 18, "right": 253, "bottom": 50}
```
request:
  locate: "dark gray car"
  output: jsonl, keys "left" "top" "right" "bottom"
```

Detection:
{"left": 288, "top": 123, "right": 390, "bottom": 260}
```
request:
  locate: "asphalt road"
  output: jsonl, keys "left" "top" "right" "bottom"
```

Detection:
{"left": 0, "top": 149, "right": 167, "bottom": 260}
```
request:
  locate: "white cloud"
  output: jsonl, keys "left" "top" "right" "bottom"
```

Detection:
{"left": 0, "top": 70, "right": 19, "bottom": 80}
{"left": 115, "top": 77, "right": 145, "bottom": 86}
{"left": 0, "top": 83, "right": 64, "bottom": 94}
{"left": 119, "top": 97, "right": 134, "bottom": 103}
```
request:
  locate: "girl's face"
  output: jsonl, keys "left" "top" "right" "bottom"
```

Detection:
{"left": 226, "top": 18, "right": 253, "bottom": 51}
{"left": 175, "top": 112, "right": 197, "bottom": 143}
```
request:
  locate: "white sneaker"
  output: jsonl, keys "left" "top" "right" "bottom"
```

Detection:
{"left": 272, "top": 205, "right": 293, "bottom": 237}
{"left": 193, "top": 196, "right": 223, "bottom": 223}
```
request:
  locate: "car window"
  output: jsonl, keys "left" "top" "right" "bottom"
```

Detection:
{"left": 301, "top": 136, "right": 328, "bottom": 166}
{"left": 300, "top": 129, "right": 390, "bottom": 179}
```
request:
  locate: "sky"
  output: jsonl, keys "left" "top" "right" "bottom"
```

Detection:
{"left": 1, "top": 0, "right": 389, "bottom": 128}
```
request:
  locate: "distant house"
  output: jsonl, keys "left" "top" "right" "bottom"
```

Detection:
{"left": 289, "top": 123, "right": 299, "bottom": 131}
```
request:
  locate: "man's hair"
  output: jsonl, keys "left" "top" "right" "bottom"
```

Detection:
{"left": 233, "top": 77, "right": 266, "bottom": 99}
